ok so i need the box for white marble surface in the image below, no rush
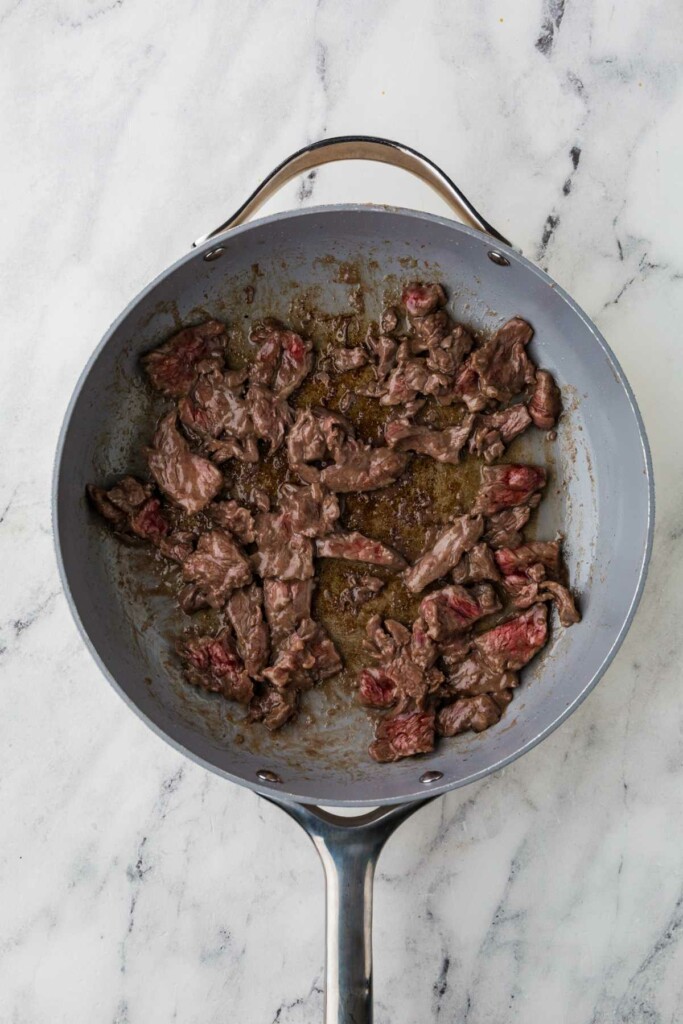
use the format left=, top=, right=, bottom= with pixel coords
left=1, top=1, right=682, bottom=1021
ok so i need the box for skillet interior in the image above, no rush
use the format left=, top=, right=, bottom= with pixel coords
left=54, top=206, right=653, bottom=805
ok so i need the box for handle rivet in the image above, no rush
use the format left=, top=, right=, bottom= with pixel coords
left=419, top=770, right=443, bottom=785
left=256, top=769, right=283, bottom=784
left=204, top=247, right=226, bottom=262
left=488, top=250, right=510, bottom=267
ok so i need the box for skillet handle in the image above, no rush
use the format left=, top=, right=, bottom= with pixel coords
left=193, top=135, right=511, bottom=248
left=266, top=797, right=435, bottom=1024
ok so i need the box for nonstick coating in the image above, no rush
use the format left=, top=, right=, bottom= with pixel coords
left=53, top=206, right=654, bottom=806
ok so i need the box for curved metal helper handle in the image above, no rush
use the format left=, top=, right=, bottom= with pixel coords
left=193, top=135, right=511, bottom=248
left=264, top=796, right=436, bottom=1024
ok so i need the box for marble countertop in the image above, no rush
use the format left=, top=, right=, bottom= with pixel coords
left=2, top=1, right=682, bottom=1021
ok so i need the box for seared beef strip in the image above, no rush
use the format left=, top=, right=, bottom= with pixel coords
left=378, top=359, right=451, bottom=408
left=404, top=515, right=484, bottom=593
left=494, top=540, right=562, bottom=578
left=472, top=464, right=546, bottom=515
left=437, top=695, right=503, bottom=737
left=249, top=320, right=283, bottom=386
left=469, top=317, right=536, bottom=402
left=262, top=618, right=341, bottom=689
left=366, top=331, right=398, bottom=380
left=315, top=531, right=406, bottom=569
left=246, top=384, right=292, bottom=453
left=484, top=506, right=533, bottom=549
left=179, top=366, right=253, bottom=441
left=420, top=582, right=501, bottom=641
left=332, top=346, right=368, bottom=372
left=147, top=413, right=223, bottom=514
left=142, top=320, right=226, bottom=397
left=469, top=404, right=533, bottom=463
left=424, top=325, right=474, bottom=375
left=451, top=542, right=501, bottom=584
left=226, top=583, right=270, bottom=677
left=358, top=667, right=398, bottom=708
left=401, top=282, right=447, bottom=318
left=320, top=446, right=408, bottom=493
left=209, top=500, right=256, bottom=545
left=287, top=406, right=353, bottom=482
left=369, top=710, right=436, bottom=763
left=252, top=511, right=314, bottom=580
left=279, top=483, right=340, bottom=537
left=181, top=530, right=252, bottom=608
left=178, top=583, right=211, bottom=615
left=453, top=359, right=490, bottom=412
left=474, top=603, right=548, bottom=672
left=263, top=579, right=313, bottom=649
left=529, top=370, right=561, bottom=430
left=340, top=574, right=385, bottom=611
left=385, top=415, right=474, bottom=464
left=274, top=327, right=314, bottom=397
left=445, top=653, right=519, bottom=697
left=248, top=685, right=299, bottom=730
left=177, top=629, right=253, bottom=704
left=362, top=615, right=442, bottom=710
left=540, top=581, right=581, bottom=626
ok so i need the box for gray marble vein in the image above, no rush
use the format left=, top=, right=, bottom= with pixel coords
left=1, top=0, right=682, bottom=1020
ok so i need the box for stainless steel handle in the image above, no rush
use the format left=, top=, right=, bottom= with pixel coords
left=268, top=798, right=434, bottom=1024
left=193, top=135, right=511, bottom=248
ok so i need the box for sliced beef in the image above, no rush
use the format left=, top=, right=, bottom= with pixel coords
left=178, top=583, right=210, bottom=615
left=380, top=307, right=400, bottom=334
left=451, top=542, right=501, bottom=584
left=279, top=483, right=340, bottom=537
left=88, top=477, right=158, bottom=536
left=209, top=500, right=255, bottom=545
left=358, top=667, right=398, bottom=708
left=404, top=515, right=484, bottom=593
left=226, top=583, right=270, bottom=677
left=274, top=328, right=314, bottom=397
left=262, top=618, right=341, bottom=689
left=340, top=575, right=385, bottom=611
left=453, top=359, right=489, bottom=413
left=252, top=511, right=314, bottom=580
left=472, top=464, right=546, bottom=516
left=263, top=579, right=313, bottom=649
left=287, top=406, right=353, bottom=482
left=385, top=415, right=474, bottom=464
left=445, top=653, right=519, bottom=697
left=420, top=583, right=501, bottom=641
left=249, top=320, right=283, bottom=387
left=320, top=446, right=408, bottom=493
left=437, top=695, right=503, bottom=737
left=379, top=359, right=450, bottom=408
left=177, top=629, right=253, bottom=703
left=369, top=710, right=436, bottom=763
left=181, top=530, right=252, bottom=608
left=410, top=309, right=451, bottom=351
left=246, top=384, right=292, bottom=453
left=425, top=325, right=474, bottom=376
left=315, top=531, right=407, bottom=570
left=332, top=346, right=368, bottom=372
left=179, top=367, right=253, bottom=441
left=469, top=317, right=536, bottom=402
left=529, top=370, right=561, bottom=430
left=494, top=541, right=562, bottom=579
left=157, top=529, right=195, bottom=564
left=484, top=506, right=533, bottom=549
left=147, top=413, right=223, bottom=514
left=366, top=332, right=398, bottom=380
left=248, top=685, right=299, bottom=730
left=469, top=404, right=533, bottom=463
left=539, top=580, right=581, bottom=626
left=142, top=320, right=226, bottom=397
left=474, top=603, right=548, bottom=672
left=439, top=636, right=473, bottom=675
left=401, top=282, right=447, bottom=317
left=362, top=615, right=442, bottom=709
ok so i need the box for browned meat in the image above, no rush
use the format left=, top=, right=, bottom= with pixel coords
left=367, top=332, right=398, bottom=380
left=276, top=329, right=314, bottom=397
left=475, top=604, right=548, bottom=672
left=357, top=667, right=397, bottom=708
left=446, top=653, right=518, bottom=697
left=179, top=367, right=253, bottom=442
left=410, top=309, right=452, bottom=351
left=362, top=615, right=442, bottom=709
left=401, top=282, right=447, bottom=317
left=470, top=317, right=536, bottom=402
left=380, top=307, right=400, bottom=334
left=209, top=500, right=255, bottom=545
left=425, top=325, right=474, bottom=375
left=320, top=446, right=408, bottom=493
left=451, top=542, right=501, bottom=584
left=262, top=618, right=341, bottom=689
left=142, top=320, right=226, bottom=397
left=437, top=695, right=503, bottom=737
left=332, top=346, right=368, bottom=372
left=494, top=541, right=562, bottom=578
left=88, top=477, right=159, bottom=536
left=287, top=406, right=353, bottom=482
left=369, top=710, right=436, bottom=762
left=246, top=384, right=292, bottom=453
left=420, top=582, right=501, bottom=641
left=147, top=413, right=223, bottom=514
left=181, top=530, right=252, bottom=608
left=472, top=464, right=546, bottom=515
left=279, top=483, right=340, bottom=537
left=379, top=359, right=450, bottom=408
left=157, top=529, right=195, bottom=563
left=252, top=512, right=314, bottom=580
left=315, top=531, right=407, bottom=569
left=248, top=685, right=299, bottom=730
left=226, top=584, right=270, bottom=677
left=404, top=515, right=484, bottom=593
left=484, top=506, right=533, bottom=549
left=177, top=629, right=253, bottom=703
left=340, top=574, right=385, bottom=611
left=178, top=583, right=210, bottom=614
left=469, top=404, right=533, bottom=463
left=452, top=359, right=489, bottom=413
left=529, top=370, right=561, bottom=430
left=249, top=320, right=283, bottom=387
left=385, top=415, right=474, bottom=464
left=439, top=636, right=473, bottom=675
left=540, top=580, right=581, bottom=626
left=263, top=579, right=313, bottom=649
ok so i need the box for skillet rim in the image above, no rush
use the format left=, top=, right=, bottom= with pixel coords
left=52, top=204, right=656, bottom=807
